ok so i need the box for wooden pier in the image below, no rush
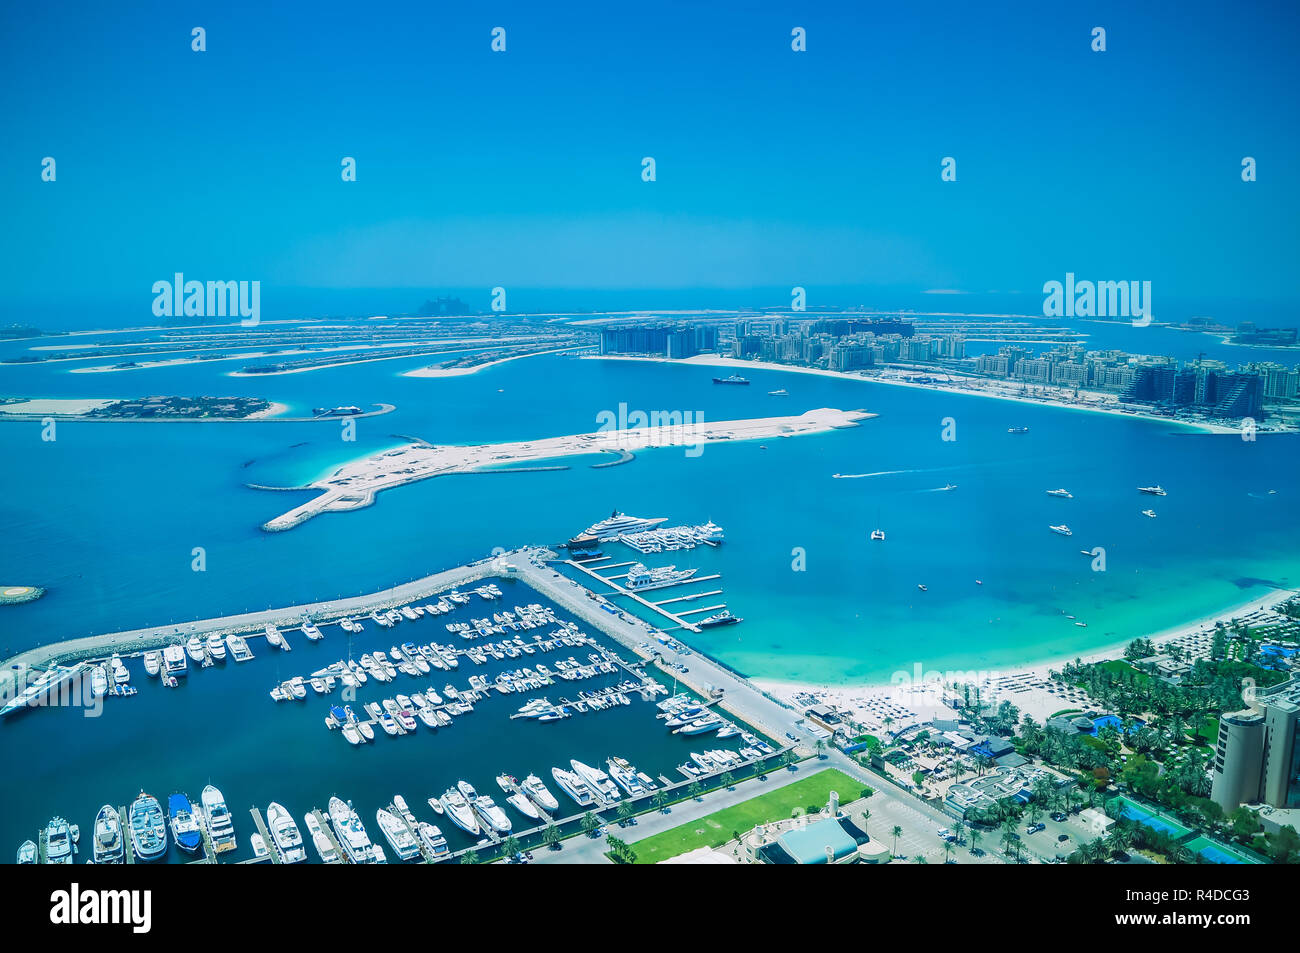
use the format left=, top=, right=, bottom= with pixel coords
left=249, top=807, right=281, bottom=864
left=121, top=805, right=133, bottom=864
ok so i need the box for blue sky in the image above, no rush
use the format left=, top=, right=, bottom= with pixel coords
left=1, top=0, right=1298, bottom=324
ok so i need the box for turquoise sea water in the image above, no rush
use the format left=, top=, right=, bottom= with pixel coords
left=0, top=319, right=1297, bottom=858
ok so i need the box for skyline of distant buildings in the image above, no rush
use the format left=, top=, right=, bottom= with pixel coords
left=598, top=317, right=1300, bottom=422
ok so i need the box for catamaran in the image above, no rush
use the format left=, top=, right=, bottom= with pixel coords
left=267, top=802, right=306, bottom=863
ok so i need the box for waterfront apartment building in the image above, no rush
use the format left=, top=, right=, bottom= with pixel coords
left=1210, top=676, right=1300, bottom=811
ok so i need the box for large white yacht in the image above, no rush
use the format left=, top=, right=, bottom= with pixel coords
left=440, top=786, right=481, bottom=836
left=328, top=797, right=375, bottom=864
left=625, top=562, right=699, bottom=591
left=267, top=802, right=306, bottom=863
left=579, top=511, right=668, bottom=542
left=201, top=785, right=237, bottom=852
left=570, top=760, right=621, bottom=802
left=521, top=773, right=560, bottom=812
left=375, top=808, right=421, bottom=861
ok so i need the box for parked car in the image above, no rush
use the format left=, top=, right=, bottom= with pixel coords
left=1025, top=822, right=1046, bottom=834
left=1050, top=811, right=1067, bottom=822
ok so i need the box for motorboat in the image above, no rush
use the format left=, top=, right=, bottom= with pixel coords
left=92, top=805, right=125, bottom=863
left=201, top=785, right=237, bottom=852
left=440, top=786, right=481, bottom=836
left=169, top=793, right=202, bottom=853
left=129, top=792, right=167, bottom=862
left=45, top=816, right=75, bottom=864
left=267, top=802, right=306, bottom=863
left=376, top=808, right=421, bottom=861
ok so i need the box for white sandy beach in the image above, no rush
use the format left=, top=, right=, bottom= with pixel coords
left=752, top=588, right=1293, bottom=731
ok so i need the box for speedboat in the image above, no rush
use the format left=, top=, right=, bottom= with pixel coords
left=440, top=786, right=481, bottom=836
left=551, top=766, right=595, bottom=806
left=16, top=840, right=36, bottom=864
left=376, top=809, right=421, bottom=861
left=698, top=609, right=742, bottom=628
left=92, top=805, right=125, bottom=863
left=301, top=619, right=324, bottom=641
left=940, top=483, right=957, bottom=491
left=201, top=785, right=237, bottom=852
left=129, top=792, right=167, bottom=862
left=169, top=793, right=202, bottom=853
left=870, top=529, right=885, bottom=541
left=1142, top=509, right=1157, bottom=518
left=45, top=816, right=75, bottom=863
left=328, top=796, right=375, bottom=864
left=250, top=833, right=270, bottom=862
left=267, top=802, right=306, bottom=863
left=110, top=654, right=130, bottom=684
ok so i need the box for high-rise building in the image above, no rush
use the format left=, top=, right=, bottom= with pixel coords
left=1210, top=677, right=1300, bottom=810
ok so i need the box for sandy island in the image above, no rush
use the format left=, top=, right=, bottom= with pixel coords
left=259, top=406, right=873, bottom=531
left=401, top=344, right=584, bottom=378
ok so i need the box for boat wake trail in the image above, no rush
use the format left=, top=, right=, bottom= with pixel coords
left=832, top=466, right=959, bottom=480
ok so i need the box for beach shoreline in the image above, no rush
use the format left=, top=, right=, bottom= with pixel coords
left=584, top=354, right=1250, bottom=435
left=750, top=588, right=1293, bottom=724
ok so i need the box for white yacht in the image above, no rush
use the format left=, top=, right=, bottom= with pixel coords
left=201, top=785, right=237, bottom=852
left=1138, top=485, right=1167, bottom=496
left=571, top=760, right=622, bottom=801
left=328, top=797, right=375, bottom=864
left=90, top=665, right=108, bottom=697
left=624, top=562, right=700, bottom=591
left=185, top=636, right=205, bottom=662
left=870, top=528, right=885, bottom=541
left=694, top=520, right=725, bottom=542
left=205, top=633, right=226, bottom=661
left=1049, top=524, right=1073, bottom=536
left=304, top=812, right=339, bottom=864
left=110, top=654, right=130, bottom=685
left=580, top=511, right=668, bottom=541
left=551, top=766, right=595, bottom=806
left=507, top=792, right=542, bottom=820
left=267, top=802, right=306, bottom=863
left=162, top=645, right=187, bottom=677
left=265, top=623, right=284, bottom=648
left=606, top=756, right=648, bottom=797
left=1142, top=509, right=1157, bottom=518
left=1046, top=488, right=1073, bottom=498
left=416, top=822, right=449, bottom=858
left=92, top=805, right=124, bottom=864
left=522, top=773, right=560, bottom=812
left=441, top=785, right=481, bottom=836
left=472, top=792, right=512, bottom=834
left=375, top=809, right=421, bottom=861
left=142, top=651, right=161, bottom=677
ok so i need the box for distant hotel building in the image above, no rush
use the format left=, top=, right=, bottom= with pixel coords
left=1210, top=676, right=1300, bottom=810
left=599, top=324, right=718, bottom=358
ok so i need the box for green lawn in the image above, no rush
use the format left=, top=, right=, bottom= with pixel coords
left=630, top=767, right=861, bottom=864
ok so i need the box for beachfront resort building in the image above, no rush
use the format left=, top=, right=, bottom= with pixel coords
left=1210, top=676, right=1300, bottom=811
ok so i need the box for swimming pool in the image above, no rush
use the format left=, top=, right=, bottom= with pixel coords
left=1088, top=715, right=1146, bottom=737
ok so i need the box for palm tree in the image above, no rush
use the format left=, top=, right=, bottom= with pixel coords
left=953, top=821, right=966, bottom=845
left=814, top=739, right=827, bottom=759
left=580, top=811, right=600, bottom=836
left=499, top=835, right=521, bottom=860
left=943, top=839, right=955, bottom=863
left=720, top=771, right=735, bottom=790
left=687, top=781, right=703, bottom=801
left=541, top=823, right=560, bottom=850
left=891, top=825, right=903, bottom=855
left=616, top=801, right=633, bottom=827
left=860, top=807, right=870, bottom=836
left=969, top=828, right=983, bottom=854
left=459, top=848, right=481, bottom=864
left=651, top=790, right=669, bottom=814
